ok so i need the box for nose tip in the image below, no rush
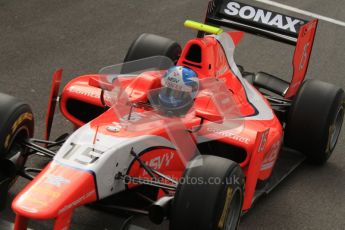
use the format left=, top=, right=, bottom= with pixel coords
left=12, top=162, right=97, bottom=220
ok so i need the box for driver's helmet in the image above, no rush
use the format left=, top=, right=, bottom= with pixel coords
left=158, top=66, right=199, bottom=113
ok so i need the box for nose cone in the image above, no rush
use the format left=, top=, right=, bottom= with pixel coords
left=12, top=162, right=97, bottom=220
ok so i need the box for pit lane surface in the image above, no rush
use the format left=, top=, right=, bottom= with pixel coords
left=0, top=0, right=345, bottom=229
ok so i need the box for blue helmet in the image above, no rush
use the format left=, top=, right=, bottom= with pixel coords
left=158, top=66, right=199, bottom=112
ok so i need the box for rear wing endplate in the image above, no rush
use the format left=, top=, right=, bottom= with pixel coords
left=203, top=0, right=318, bottom=98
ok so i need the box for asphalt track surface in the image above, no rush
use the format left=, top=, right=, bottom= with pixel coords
left=0, top=0, right=345, bottom=229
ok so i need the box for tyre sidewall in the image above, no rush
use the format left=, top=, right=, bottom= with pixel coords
left=170, top=155, right=244, bottom=230
left=0, top=99, right=34, bottom=158
left=285, top=80, right=345, bottom=163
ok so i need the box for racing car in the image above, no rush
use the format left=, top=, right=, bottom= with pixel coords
left=0, top=0, right=344, bottom=229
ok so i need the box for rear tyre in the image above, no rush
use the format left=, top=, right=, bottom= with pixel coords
left=170, top=155, right=244, bottom=230
left=285, top=80, right=344, bottom=164
left=124, top=33, right=182, bottom=63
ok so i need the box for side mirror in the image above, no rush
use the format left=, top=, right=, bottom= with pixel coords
left=195, top=109, right=223, bottom=123
left=194, top=95, right=223, bottom=123
left=89, top=77, right=114, bottom=91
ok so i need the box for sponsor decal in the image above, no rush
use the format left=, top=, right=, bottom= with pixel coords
left=58, top=190, right=95, bottom=214
left=261, top=139, right=281, bottom=171
left=258, top=129, right=269, bottom=153
left=299, top=42, right=310, bottom=71
left=167, top=75, right=180, bottom=83
left=143, top=152, right=174, bottom=175
left=69, top=86, right=99, bottom=99
left=17, top=187, right=61, bottom=210
left=220, top=1, right=305, bottom=34
left=206, top=127, right=250, bottom=144
left=162, top=67, right=195, bottom=92
left=34, top=187, right=61, bottom=199
left=26, top=198, right=47, bottom=207
left=45, top=174, right=71, bottom=187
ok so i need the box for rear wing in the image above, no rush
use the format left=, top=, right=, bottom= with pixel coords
left=203, top=0, right=318, bottom=98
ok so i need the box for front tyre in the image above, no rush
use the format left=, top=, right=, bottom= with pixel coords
left=0, top=93, right=34, bottom=209
left=170, top=155, right=244, bottom=230
left=285, top=80, right=344, bottom=164
left=0, top=93, right=34, bottom=179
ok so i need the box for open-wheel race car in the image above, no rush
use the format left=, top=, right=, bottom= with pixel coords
left=0, top=0, right=344, bottom=229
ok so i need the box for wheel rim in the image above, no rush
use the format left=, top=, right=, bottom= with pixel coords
left=7, top=129, right=28, bottom=166
left=223, top=188, right=242, bottom=230
left=329, top=106, right=344, bottom=151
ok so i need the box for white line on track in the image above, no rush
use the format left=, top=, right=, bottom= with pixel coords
left=253, top=0, right=345, bottom=27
